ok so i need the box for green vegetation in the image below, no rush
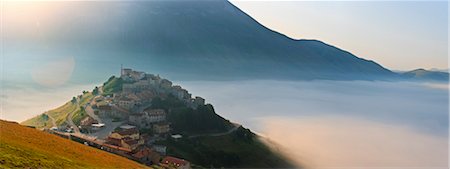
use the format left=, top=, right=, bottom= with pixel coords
left=92, top=86, right=99, bottom=95
left=72, top=107, right=87, bottom=126
left=71, top=92, right=95, bottom=126
left=160, top=127, right=294, bottom=168
left=19, top=114, right=50, bottom=129
left=102, top=76, right=124, bottom=96
left=151, top=95, right=231, bottom=135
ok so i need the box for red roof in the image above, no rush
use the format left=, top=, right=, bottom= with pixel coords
left=116, top=128, right=139, bottom=136
left=132, top=147, right=153, bottom=159
left=102, top=143, right=132, bottom=153
left=124, top=139, right=138, bottom=146
left=162, top=156, right=189, bottom=166
left=106, top=137, right=122, bottom=146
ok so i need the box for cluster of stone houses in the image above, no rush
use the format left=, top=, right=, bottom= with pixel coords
left=120, top=68, right=206, bottom=109
left=129, top=108, right=170, bottom=136
left=103, top=125, right=161, bottom=165
left=89, top=68, right=206, bottom=122
left=63, top=68, right=200, bottom=168
left=100, top=124, right=189, bottom=168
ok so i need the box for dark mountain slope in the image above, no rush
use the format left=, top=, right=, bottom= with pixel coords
left=6, top=0, right=399, bottom=81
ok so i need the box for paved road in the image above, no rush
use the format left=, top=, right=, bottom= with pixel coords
left=85, top=87, right=103, bottom=123
left=67, top=108, right=81, bottom=133
left=66, top=98, right=81, bottom=133
left=188, top=123, right=241, bottom=138
left=87, top=118, right=124, bottom=139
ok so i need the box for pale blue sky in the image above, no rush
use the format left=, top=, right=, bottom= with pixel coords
left=230, top=1, right=448, bottom=70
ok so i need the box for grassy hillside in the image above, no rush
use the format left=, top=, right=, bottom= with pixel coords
left=102, top=76, right=124, bottom=96
left=22, top=92, right=94, bottom=128
left=0, top=120, right=149, bottom=169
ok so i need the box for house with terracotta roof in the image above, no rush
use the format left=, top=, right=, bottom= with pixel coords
left=131, top=146, right=161, bottom=165
left=121, top=137, right=140, bottom=150
left=110, top=128, right=140, bottom=140
left=107, top=127, right=145, bottom=151
left=105, top=137, right=122, bottom=146
left=161, top=156, right=191, bottom=169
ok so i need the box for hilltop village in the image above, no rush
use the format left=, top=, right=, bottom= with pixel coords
left=22, top=67, right=294, bottom=168
left=46, top=68, right=210, bottom=168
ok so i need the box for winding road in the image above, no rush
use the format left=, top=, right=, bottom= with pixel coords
left=188, top=123, right=241, bottom=138
left=66, top=98, right=81, bottom=133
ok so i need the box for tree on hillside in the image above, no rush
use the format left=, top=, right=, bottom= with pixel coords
left=93, top=86, right=99, bottom=95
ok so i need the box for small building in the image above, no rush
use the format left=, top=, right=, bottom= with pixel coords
left=131, top=146, right=161, bottom=165
left=129, top=109, right=166, bottom=129
left=120, top=124, right=136, bottom=130
left=117, top=97, right=135, bottom=110
left=194, top=96, right=205, bottom=106
left=129, top=113, right=151, bottom=129
left=106, top=137, right=122, bottom=146
left=80, top=116, right=98, bottom=127
left=97, top=104, right=125, bottom=119
left=171, top=85, right=190, bottom=101
left=161, top=156, right=191, bottom=169
left=160, top=79, right=173, bottom=90
left=153, top=122, right=170, bottom=134
left=121, top=68, right=145, bottom=82
left=146, top=109, right=166, bottom=123
left=171, top=134, right=183, bottom=140
left=110, top=128, right=140, bottom=140
left=91, top=123, right=105, bottom=128
left=121, top=137, right=139, bottom=150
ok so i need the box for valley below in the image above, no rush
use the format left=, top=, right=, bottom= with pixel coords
left=179, top=80, right=449, bottom=168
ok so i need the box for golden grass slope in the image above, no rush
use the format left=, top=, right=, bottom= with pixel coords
left=0, top=120, right=149, bottom=169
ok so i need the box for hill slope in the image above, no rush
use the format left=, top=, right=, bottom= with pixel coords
left=402, top=69, right=449, bottom=81
left=0, top=120, right=148, bottom=169
left=6, top=0, right=400, bottom=81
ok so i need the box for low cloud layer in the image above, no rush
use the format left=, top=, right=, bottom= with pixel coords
left=260, top=116, right=447, bottom=169
left=179, top=80, right=448, bottom=168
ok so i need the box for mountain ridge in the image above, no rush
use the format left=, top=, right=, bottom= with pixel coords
left=7, top=0, right=437, bottom=82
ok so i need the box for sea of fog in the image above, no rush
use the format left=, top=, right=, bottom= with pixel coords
left=177, top=80, right=449, bottom=169
left=1, top=80, right=448, bottom=168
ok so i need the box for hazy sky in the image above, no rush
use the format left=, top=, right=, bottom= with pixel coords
left=230, top=1, right=448, bottom=70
